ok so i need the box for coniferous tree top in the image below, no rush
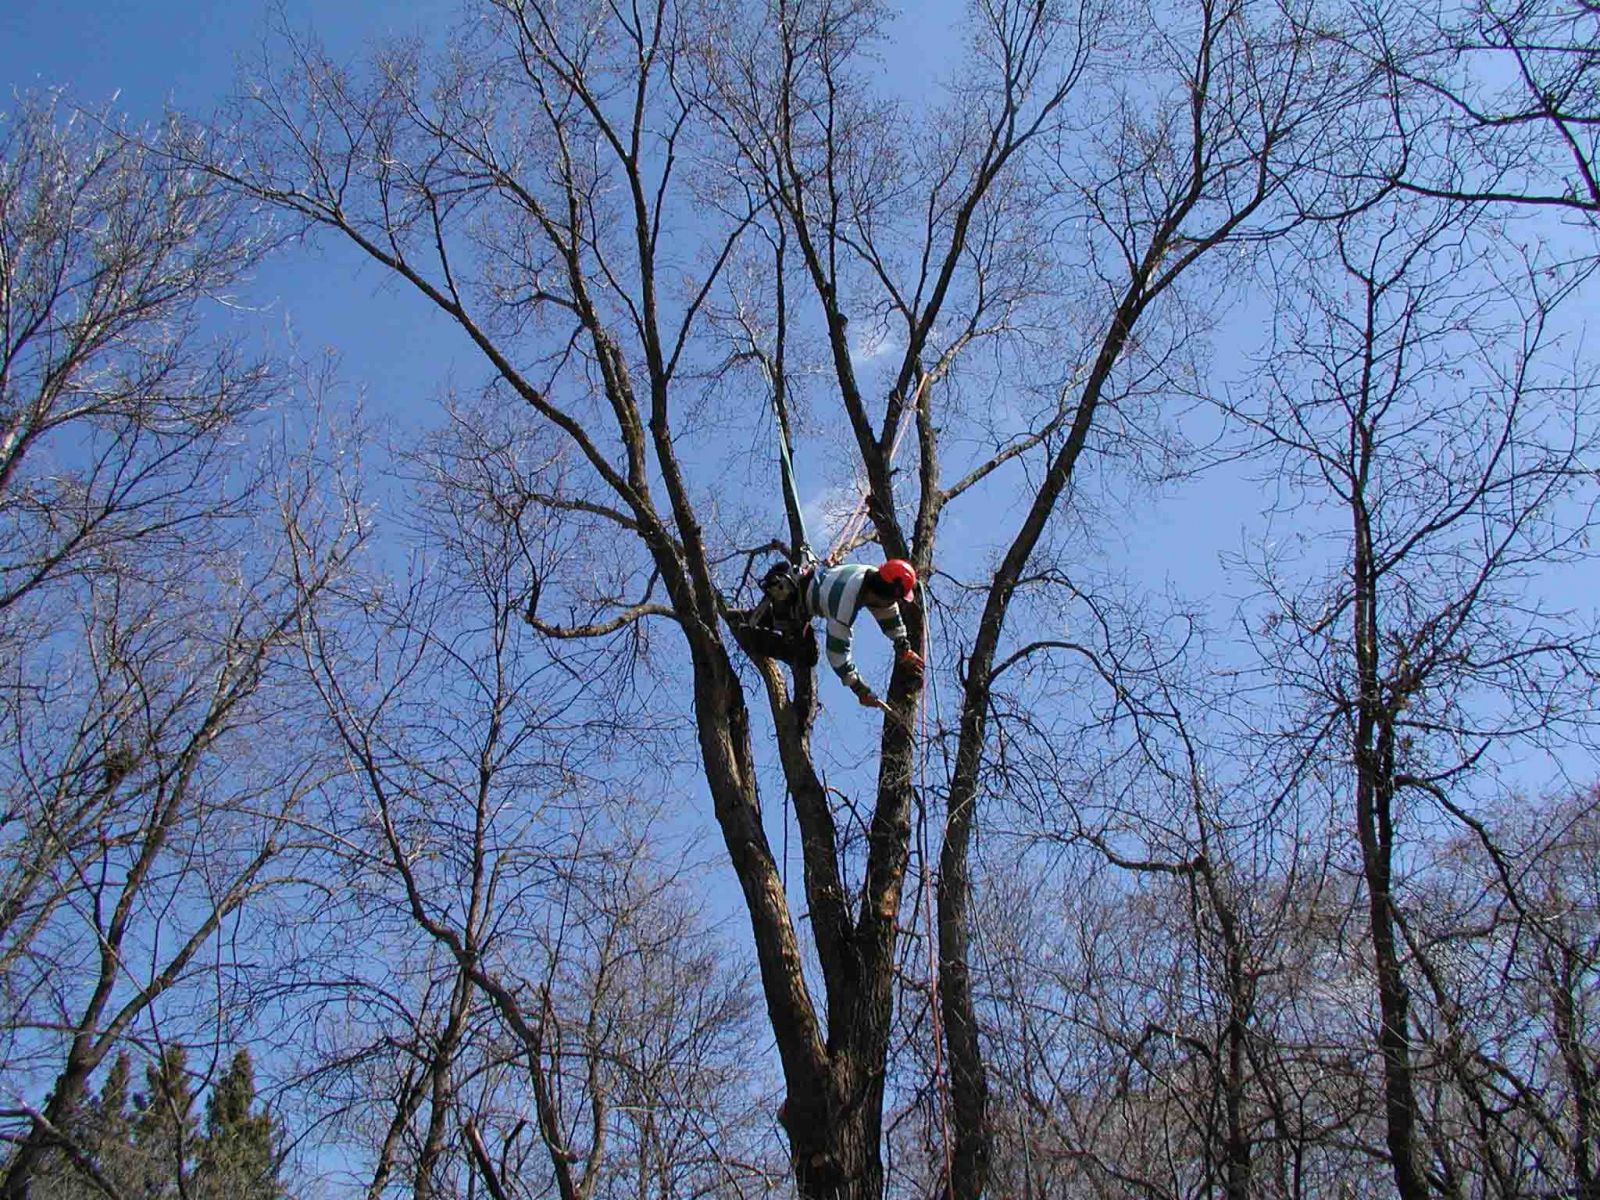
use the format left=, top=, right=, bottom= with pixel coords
left=196, top=1049, right=281, bottom=1200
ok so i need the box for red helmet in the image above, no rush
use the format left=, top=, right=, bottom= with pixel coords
left=878, top=559, right=917, bottom=600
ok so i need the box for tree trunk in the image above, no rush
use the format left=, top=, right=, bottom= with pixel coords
left=1355, top=779, right=1429, bottom=1200
left=1352, top=493, right=1429, bottom=1200
left=2, top=1039, right=100, bottom=1200
left=1219, top=902, right=1253, bottom=1200
left=938, top=716, right=990, bottom=1200
left=783, top=1074, right=886, bottom=1200
left=1552, top=946, right=1600, bottom=1200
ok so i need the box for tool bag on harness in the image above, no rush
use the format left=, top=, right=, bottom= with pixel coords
left=736, top=560, right=818, bottom=667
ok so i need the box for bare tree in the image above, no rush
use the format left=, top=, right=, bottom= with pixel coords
left=0, top=90, right=274, bottom=991
left=1479, top=789, right=1600, bottom=1200
left=1356, top=0, right=1598, bottom=224
left=0, top=94, right=271, bottom=618
left=38, top=7, right=1600, bottom=1196
left=275, top=403, right=779, bottom=1200
left=943, top=574, right=1382, bottom=1200
left=0, top=439, right=361, bottom=1199
left=174, top=0, right=1390, bottom=1193
left=0, top=94, right=365, bottom=1200
left=1233, top=190, right=1600, bottom=1197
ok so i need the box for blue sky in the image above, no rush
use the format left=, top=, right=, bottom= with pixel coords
left=1, top=0, right=455, bottom=113
left=2, top=0, right=1192, bottom=604
left=1, top=1, right=479, bottom=443
left=7, top=0, right=1594, bottom=798
left=0, top=0, right=993, bottom=554
left=0, top=0, right=982, bottom=903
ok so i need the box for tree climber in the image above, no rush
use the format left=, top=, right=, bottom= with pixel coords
left=737, top=385, right=924, bottom=709
left=747, top=558, right=925, bottom=708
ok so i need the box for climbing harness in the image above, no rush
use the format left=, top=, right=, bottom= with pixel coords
left=739, top=559, right=815, bottom=667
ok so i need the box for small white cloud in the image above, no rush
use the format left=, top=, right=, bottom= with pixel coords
left=801, top=482, right=867, bottom=553
left=848, top=328, right=900, bottom=368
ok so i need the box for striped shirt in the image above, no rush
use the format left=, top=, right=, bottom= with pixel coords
left=803, top=563, right=909, bottom=688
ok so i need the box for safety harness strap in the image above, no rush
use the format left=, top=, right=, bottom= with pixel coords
left=769, top=389, right=816, bottom=566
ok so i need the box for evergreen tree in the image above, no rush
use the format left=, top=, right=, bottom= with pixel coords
left=96, top=1055, right=130, bottom=1126
left=91, top=1054, right=140, bottom=1197
left=195, top=1050, right=281, bottom=1200
left=133, top=1046, right=196, bottom=1198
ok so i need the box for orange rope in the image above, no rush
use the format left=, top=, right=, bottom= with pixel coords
left=819, top=364, right=954, bottom=1178
left=915, top=590, right=955, bottom=1189
left=825, top=376, right=930, bottom=566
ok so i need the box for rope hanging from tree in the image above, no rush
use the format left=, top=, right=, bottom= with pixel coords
left=824, top=371, right=933, bottom=566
